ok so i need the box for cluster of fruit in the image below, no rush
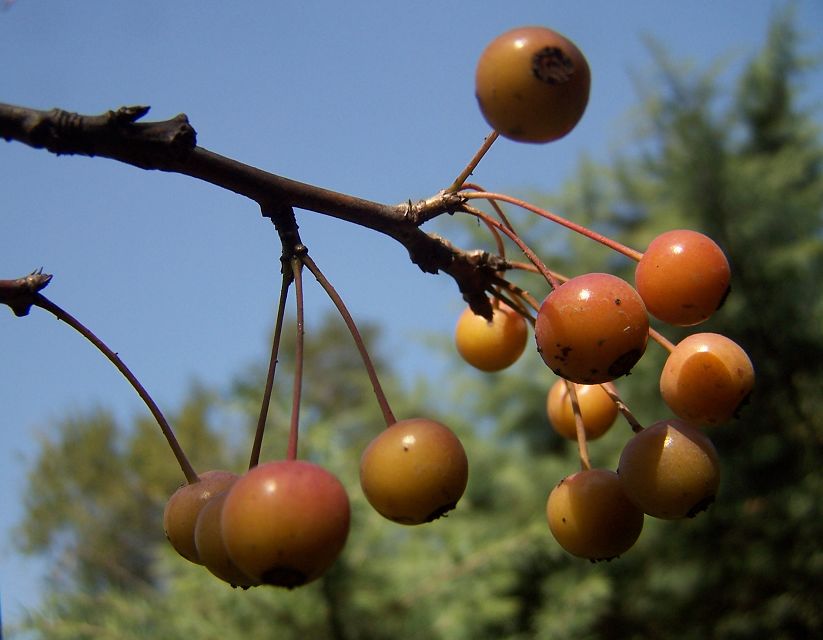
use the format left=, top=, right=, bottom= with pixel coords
left=455, top=27, right=755, bottom=561
left=159, top=25, right=754, bottom=587
left=162, top=417, right=469, bottom=588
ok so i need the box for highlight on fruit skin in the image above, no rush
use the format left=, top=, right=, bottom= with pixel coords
left=220, top=460, right=350, bottom=589
left=163, top=469, right=239, bottom=564
left=659, top=332, right=755, bottom=425
left=617, top=418, right=721, bottom=519
left=454, top=302, right=528, bottom=372
left=546, top=468, right=644, bottom=561
left=635, top=229, right=731, bottom=326
left=534, top=273, right=649, bottom=384
left=360, top=418, right=469, bottom=525
left=475, top=25, right=591, bottom=143
left=546, top=379, right=618, bottom=441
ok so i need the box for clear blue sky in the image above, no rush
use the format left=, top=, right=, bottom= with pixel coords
left=2, top=0, right=821, bottom=628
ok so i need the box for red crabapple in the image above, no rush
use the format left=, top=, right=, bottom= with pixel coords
left=221, top=460, right=350, bottom=588
left=360, top=418, right=469, bottom=525
left=163, top=469, right=238, bottom=564
left=535, top=273, right=649, bottom=384
left=635, top=229, right=731, bottom=326
left=618, top=419, right=721, bottom=519
left=660, top=332, right=755, bottom=425
left=475, top=26, right=591, bottom=143
left=546, top=379, right=618, bottom=441
left=454, top=303, right=528, bottom=372
left=546, top=468, right=644, bottom=561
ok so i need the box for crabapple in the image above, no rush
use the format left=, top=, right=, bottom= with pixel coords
left=618, top=419, right=721, bottom=519
left=475, top=26, right=590, bottom=143
left=454, top=302, right=528, bottom=372
left=360, top=418, right=468, bottom=525
left=660, top=332, right=755, bottom=425
left=546, top=379, right=618, bottom=441
left=635, top=229, right=731, bottom=326
left=163, top=469, right=238, bottom=564
left=221, top=460, right=350, bottom=588
left=194, top=489, right=259, bottom=588
left=535, top=273, right=649, bottom=384
left=546, top=468, right=644, bottom=561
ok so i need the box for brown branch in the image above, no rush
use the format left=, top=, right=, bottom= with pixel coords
left=0, top=269, right=53, bottom=316
left=1, top=101, right=505, bottom=316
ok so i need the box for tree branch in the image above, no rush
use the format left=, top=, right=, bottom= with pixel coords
left=1, top=102, right=507, bottom=316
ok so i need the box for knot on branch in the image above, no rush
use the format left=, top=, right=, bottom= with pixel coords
left=1, top=103, right=197, bottom=169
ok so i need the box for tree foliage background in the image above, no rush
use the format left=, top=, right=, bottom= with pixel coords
left=10, top=10, right=822, bottom=640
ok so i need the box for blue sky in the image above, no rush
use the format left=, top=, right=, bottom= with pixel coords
left=2, top=0, right=822, bottom=628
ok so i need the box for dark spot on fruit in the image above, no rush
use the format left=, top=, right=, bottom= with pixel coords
left=615, top=298, right=621, bottom=305
left=608, top=349, right=643, bottom=378
left=686, top=494, right=716, bottom=518
left=424, top=500, right=458, bottom=523
left=531, top=46, right=574, bottom=85
left=261, top=566, right=307, bottom=589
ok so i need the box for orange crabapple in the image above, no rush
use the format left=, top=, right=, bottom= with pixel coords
left=454, top=302, right=528, bottom=372
left=546, top=468, right=644, bottom=561
left=546, top=379, right=619, bottom=441
left=618, top=418, right=721, bottom=519
left=635, top=229, right=731, bottom=326
left=359, top=418, right=469, bottom=525
left=475, top=26, right=590, bottom=143
left=220, top=460, right=350, bottom=589
left=660, top=332, right=755, bottom=425
left=163, top=469, right=239, bottom=565
left=535, top=273, right=649, bottom=384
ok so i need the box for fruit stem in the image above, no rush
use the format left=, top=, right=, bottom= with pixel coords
left=564, top=379, right=592, bottom=471
left=249, top=266, right=293, bottom=469
left=286, top=256, right=305, bottom=461
left=32, top=294, right=199, bottom=484
left=650, top=328, right=676, bottom=354
left=463, top=191, right=644, bottom=263
left=446, top=131, right=499, bottom=193
left=460, top=203, right=561, bottom=289
left=301, top=253, right=397, bottom=427
left=600, top=382, right=645, bottom=433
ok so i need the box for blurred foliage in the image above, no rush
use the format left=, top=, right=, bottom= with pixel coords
left=12, top=8, right=823, bottom=639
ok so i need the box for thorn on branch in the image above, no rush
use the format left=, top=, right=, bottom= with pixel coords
left=0, top=269, right=53, bottom=316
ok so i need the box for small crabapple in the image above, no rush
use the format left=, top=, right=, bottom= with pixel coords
left=163, top=469, right=238, bottom=564
left=221, top=460, right=350, bottom=588
left=618, top=419, right=721, bottom=519
left=194, top=489, right=259, bottom=589
left=546, top=468, right=644, bottom=561
left=454, top=302, right=528, bottom=372
left=360, top=418, right=469, bottom=525
left=635, top=229, right=731, bottom=326
left=546, top=379, right=618, bottom=441
left=660, top=332, right=755, bottom=425
left=475, top=26, right=590, bottom=143
left=535, top=273, right=649, bottom=384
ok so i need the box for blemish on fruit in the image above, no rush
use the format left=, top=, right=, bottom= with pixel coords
left=261, top=566, right=307, bottom=589
left=531, top=46, right=574, bottom=85
left=607, top=349, right=643, bottom=378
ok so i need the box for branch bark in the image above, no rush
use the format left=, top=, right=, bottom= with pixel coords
left=1, top=102, right=508, bottom=315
